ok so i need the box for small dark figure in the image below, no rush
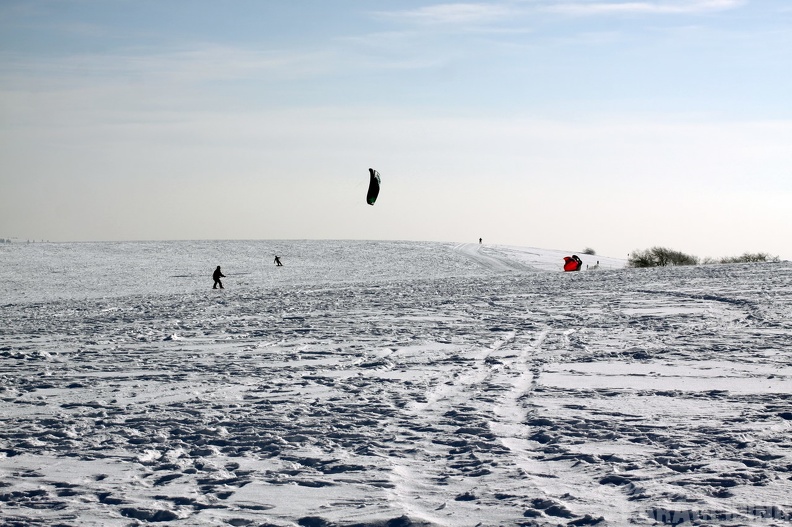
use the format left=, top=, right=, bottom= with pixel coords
left=274, top=255, right=282, bottom=266
left=212, top=266, right=225, bottom=289
left=479, top=238, right=482, bottom=244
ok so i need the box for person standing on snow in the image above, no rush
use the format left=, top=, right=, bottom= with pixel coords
left=274, top=255, right=282, bottom=266
left=212, top=266, right=225, bottom=289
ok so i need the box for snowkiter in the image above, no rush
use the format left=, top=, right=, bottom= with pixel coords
left=213, top=266, right=225, bottom=289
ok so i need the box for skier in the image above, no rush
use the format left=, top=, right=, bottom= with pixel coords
left=212, top=266, right=225, bottom=289
left=274, top=255, right=282, bottom=266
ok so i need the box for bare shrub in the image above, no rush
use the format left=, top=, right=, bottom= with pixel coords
left=709, top=252, right=780, bottom=264
left=628, top=247, right=699, bottom=268
left=582, top=247, right=596, bottom=255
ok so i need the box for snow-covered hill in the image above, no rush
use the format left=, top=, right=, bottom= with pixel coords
left=2, top=240, right=622, bottom=303
left=1, top=241, right=790, bottom=526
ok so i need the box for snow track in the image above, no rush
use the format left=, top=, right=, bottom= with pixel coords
left=453, top=243, right=534, bottom=272
left=1, top=241, right=791, bottom=526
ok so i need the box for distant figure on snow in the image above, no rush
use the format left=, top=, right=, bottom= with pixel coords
left=274, top=255, right=282, bottom=266
left=212, top=266, right=225, bottom=289
left=479, top=238, right=482, bottom=244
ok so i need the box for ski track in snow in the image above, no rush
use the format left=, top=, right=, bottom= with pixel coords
left=1, top=240, right=791, bottom=526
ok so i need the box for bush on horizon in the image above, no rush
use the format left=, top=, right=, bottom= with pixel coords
left=628, top=247, right=699, bottom=268
left=702, top=252, right=780, bottom=264
left=582, top=247, right=596, bottom=255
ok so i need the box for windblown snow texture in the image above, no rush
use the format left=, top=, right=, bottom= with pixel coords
left=1, top=240, right=790, bottom=526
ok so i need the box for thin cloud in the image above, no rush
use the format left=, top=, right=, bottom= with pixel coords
left=0, top=45, right=334, bottom=89
left=375, top=3, right=515, bottom=25
left=545, top=0, right=746, bottom=16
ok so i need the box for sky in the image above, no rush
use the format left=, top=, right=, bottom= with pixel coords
left=1, top=0, right=791, bottom=260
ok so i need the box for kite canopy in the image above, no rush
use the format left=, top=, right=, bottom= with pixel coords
left=563, top=255, right=583, bottom=272
left=366, top=168, right=381, bottom=206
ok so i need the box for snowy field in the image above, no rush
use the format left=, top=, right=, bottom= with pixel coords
left=1, top=240, right=790, bottom=527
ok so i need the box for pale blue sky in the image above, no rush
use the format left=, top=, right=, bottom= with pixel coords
left=1, top=1, right=791, bottom=259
